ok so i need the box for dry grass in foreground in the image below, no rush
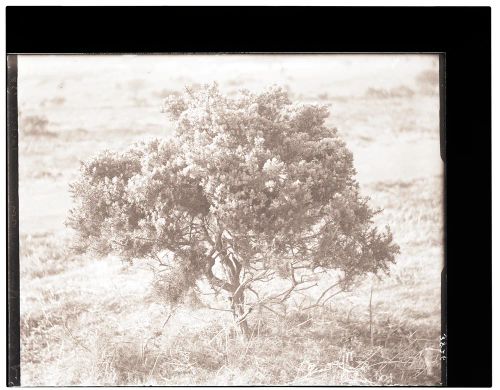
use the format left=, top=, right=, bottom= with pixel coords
left=21, top=290, right=441, bottom=386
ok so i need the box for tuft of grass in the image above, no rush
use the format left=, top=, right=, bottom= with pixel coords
left=364, top=85, right=415, bottom=99
left=20, top=233, right=85, bottom=279
left=19, top=113, right=57, bottom=137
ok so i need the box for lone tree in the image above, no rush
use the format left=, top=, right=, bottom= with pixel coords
left=68, top=84, right=399, bottom=337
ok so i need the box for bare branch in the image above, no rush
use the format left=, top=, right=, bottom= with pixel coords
left=295, top=282, right=318, bottom=292
left=260, top=304, right=286, bottom=318
left=232, top=269, right=267, bottom=300
left=203, top=305, right=233, bottom=313
left=314, top=281, right=341, bottom=306
left=301, top=280, right=349, bottom=310
left=247, top=286, right=260, bottom=299
left=320, top=289, right=345, bottom=306
left=201, top=224, right=215, bottom=247
left=235, top=307, right=253, bottom=324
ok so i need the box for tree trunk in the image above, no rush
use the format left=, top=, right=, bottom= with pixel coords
left=231, top=291, right=250, bottom=339
left=205, top=229, right=251, bottom=339
left=219, top=246, right=250, bottom=339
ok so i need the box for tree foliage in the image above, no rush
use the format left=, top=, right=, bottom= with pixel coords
left=68, top=84, right=399, bottom=334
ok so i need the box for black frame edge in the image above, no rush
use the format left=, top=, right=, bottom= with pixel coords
left=7, top=54, right=20, bottom=387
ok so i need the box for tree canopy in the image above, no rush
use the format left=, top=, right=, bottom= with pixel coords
left=68, top=84, right=399, bottom=333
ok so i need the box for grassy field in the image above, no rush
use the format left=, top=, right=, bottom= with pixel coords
left=18, top=55, right=443, bottom=385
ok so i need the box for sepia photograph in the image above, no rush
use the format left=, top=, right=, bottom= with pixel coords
left=16, top=54, right=443, bottom=386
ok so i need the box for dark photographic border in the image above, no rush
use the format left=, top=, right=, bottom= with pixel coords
left=6, top=6, right=491, bottom=387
